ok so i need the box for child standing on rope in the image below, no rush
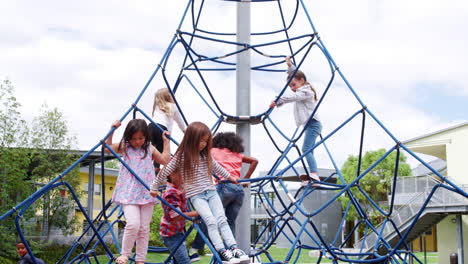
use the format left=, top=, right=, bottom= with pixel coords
left=269, top=56, right=322, bottom=186
left=150, top=122, right=249, bottom=264
left=149, top=88, right=186, bottom=170
left=190, top=132, right=258, bottom=260
left=105, top=119, right=171, bottom=264
left=159, top=170, right=199, bottom=264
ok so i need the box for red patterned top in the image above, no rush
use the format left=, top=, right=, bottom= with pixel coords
left=160, top=183, right=188, bottom=237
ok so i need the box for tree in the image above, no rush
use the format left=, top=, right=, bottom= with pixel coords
left=30, top=104, right=81, bottom=242
left=0, top=79, right=33, bottom=262
left=339, top=148, right=412, bottom=224
left=103, top=159, right=119, bottom=169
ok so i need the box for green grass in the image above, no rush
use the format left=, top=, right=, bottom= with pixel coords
left=91, top=248, right=438, bottom=263
left=90, top=246, right=332, bottom=263
left=413, top=252, right=438, bottom=264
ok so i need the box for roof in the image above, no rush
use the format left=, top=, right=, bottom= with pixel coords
left=74, top=150, right=117, bottom=167
left=259, top=167, right=337, bottom=182
left=411, top=159, right=446, bottom=176
left=79, top=166, right=119, bottom=177
left=403, top=122, right=468, bottom=144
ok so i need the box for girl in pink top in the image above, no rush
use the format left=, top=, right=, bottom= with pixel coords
left=105, top=119, right=171, bottom=264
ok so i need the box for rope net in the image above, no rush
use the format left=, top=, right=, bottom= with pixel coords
left=2, top=1, right=468, bottom=263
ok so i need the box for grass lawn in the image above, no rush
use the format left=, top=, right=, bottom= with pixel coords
left=91, top=246, right=332, bottom=263
left=413, top=252, right=438, bottom=264
left=91, top=248, right=438, bottom=263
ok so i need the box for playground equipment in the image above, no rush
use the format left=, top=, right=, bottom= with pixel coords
left=2, top=1, right=468, bottom=263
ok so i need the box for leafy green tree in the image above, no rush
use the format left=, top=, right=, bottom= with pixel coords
left=339, top=148, right=412, bottom=223
left=104, top=159, right=119, bottom=169
left=0, top=79, right=33, bottom=262
left=30, top=104, right=81, bottom=242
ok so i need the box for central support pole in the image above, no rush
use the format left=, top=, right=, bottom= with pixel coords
left=235, top=0, right=251, bottom=254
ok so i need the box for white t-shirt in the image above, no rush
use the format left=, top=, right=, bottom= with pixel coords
left=152, top=103, right=186, bottom=132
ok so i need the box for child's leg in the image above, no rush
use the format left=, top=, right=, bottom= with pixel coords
left=302, top=119, right=322, bottom=180
left=135, top=204, right=155, bottom=262
left=162, top=233, right=191, bottom=264
left=218, top=183, right=244, bottom=235
left=121, top=205, right=141, bottom=257
left=205, top=190, right=237, bottom=249
left=190, top=192, right=225, bottom=251
left=148, top=123, right=167, bottom=168
left=191, top=221, right=208, bottom=252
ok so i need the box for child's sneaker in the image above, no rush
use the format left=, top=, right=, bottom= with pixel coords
left=189, top=252, right=200, bottom=262
left=300, top=174, right=321, bottom=188
left=218, top=249, right=240, bottom=264
left=299, top=174, right=311, bottom=187
left=231, top=247, right=249, bottom=262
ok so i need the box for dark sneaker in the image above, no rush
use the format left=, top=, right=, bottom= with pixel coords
left=189, top=253, right=200, bottom=262
left=299, top=174, right=311, bottom=187
left=300, top=174, right=321, bottom=188
left=231, top=248, right=249, bottom=262
left=218, top=249, right=240, bottom=264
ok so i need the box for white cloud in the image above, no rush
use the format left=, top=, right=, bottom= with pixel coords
left=0, top=0, right=466, bottom=176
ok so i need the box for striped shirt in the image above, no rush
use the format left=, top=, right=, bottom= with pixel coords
left=151, top=153, right=231, bottom=198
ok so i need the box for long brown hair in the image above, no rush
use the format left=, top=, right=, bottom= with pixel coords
left=288, top=70, right=318, bottom=101
left=175, top=121, right=213, bottom=179
left=118, top=119, right=150, bottom=158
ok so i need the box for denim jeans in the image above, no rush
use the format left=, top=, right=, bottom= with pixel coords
left=191, top=183, right=244, bottom=250
left=302, top=119, right=322, bottom=173
left=217, top=183, right=244, bottom=234
left=190, top=190, right=237, bottom=251
left=162, top=232, right=191, bottom=264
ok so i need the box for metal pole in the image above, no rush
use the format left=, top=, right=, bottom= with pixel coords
left=236, top=0, right=251, bottom=254
left=87, top=160, right=95, bottom=223
left=409, top=243, right=414, bottom=264
left=423, top=233, right=427, bottom=264
left=457, top=214, right=465, bottom=264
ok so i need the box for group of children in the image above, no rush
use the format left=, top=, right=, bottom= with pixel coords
left=105, top=87, right=259, bottom=264
left=15, top=55, right=322, bottom=264
left=106, top=55, right=321, bottom=264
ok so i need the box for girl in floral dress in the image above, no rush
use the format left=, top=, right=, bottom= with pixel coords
left=105, top=119, right=171, bottom=264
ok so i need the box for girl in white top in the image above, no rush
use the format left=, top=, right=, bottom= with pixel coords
left=270, top=56, right=323, bottom=186
left=149, top=88, right=186, bottom=169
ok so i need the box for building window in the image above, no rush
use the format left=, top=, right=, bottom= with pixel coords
left=84, top=183, right=101, bottom=195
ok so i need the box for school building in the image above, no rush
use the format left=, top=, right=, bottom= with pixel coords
left=403, top=122, right=468, bottom=263
left=252, top=122, right=468, bottom=264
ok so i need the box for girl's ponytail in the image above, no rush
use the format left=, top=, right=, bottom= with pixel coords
left=289, top=70, right=318, bottom=101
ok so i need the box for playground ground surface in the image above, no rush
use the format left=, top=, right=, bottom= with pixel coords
left=91, top=247, right=438, bottom=263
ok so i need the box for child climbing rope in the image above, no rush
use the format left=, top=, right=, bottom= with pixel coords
left=270, top=56, right=322, bottom=187
left=148, top=88, right=186, bottom=170
left=190, top=132, right=258, bottom=260
left=105, top=119, right=171, bottom=264
left=157, top=170, right=199, bottom=264
left=150, top=122, right=249, bottom=264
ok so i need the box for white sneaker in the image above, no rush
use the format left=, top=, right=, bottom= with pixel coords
left=219, top=249, right=240, bottom=264
left=231, top=247, right=249, bottom=262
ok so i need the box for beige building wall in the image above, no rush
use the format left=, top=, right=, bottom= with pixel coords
left=405, top=123, right=468, bottom=264
left=446, top=126, right=468, bottom=183
left=437, top=216, right=468, bottom=264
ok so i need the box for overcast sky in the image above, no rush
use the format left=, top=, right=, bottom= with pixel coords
left=1, top=0, right=467, bottom=176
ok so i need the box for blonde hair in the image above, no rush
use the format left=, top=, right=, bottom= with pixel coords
left=152, top=88, right=175, bottom=117
left=288, top=70, right=318, bottom=101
